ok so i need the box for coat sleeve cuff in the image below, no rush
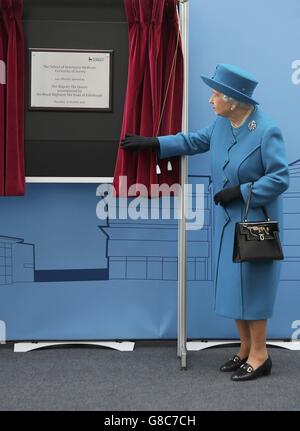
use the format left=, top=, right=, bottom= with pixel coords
left=157, top=136, right=175, bottom=159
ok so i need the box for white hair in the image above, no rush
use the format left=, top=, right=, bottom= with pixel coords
left=222, top=94, right=253, bottom=109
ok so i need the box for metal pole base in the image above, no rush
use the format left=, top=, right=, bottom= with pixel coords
left=179, top=350, right=187, bottom=370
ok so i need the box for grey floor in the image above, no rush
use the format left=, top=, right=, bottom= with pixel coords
left=0, top=341, right=299, bottom=411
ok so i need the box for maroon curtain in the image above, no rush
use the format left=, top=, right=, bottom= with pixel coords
left=113, top=0, right=184, bottom=197
left=0, top=0, right=25, bottom=196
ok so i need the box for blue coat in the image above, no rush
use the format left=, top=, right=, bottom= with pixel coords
left=158, top=107, right=289, bottom=320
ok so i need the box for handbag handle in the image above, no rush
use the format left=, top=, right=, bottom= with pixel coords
left=244, top=183, right=270, bottom=222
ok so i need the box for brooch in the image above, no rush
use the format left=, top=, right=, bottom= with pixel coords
left=248, top=120, right=257, bottom=131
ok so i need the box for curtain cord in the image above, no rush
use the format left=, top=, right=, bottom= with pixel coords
left=155, top=2, right=181, bottom=174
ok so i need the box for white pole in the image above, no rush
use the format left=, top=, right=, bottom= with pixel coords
left=178, top=0, right=189, bottom=370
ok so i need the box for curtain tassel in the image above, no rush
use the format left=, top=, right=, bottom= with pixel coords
left=156, top=161, right=173, bottom=175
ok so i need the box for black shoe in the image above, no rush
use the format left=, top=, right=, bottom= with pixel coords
left=220, top=355, right=248, bottom=372
left=231, top=356, right=272, bottom=381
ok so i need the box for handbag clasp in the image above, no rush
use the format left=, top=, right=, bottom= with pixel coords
left=248, top=225, right=269, bottom=239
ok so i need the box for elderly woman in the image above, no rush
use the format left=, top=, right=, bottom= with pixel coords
left=121, top=64, right=289, bottom=381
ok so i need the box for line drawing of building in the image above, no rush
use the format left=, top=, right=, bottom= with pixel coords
left=0, top=235, right=109, bottom=284
left=280, top=159, right=300, bottom=281
left=100, top=175, right=213, bottom=281
left=1, top=161, right=298, bottom=286
left=0, top=236, right=35, bottom=285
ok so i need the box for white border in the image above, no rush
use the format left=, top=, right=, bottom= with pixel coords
left=25, top=177, right=114, bottom=184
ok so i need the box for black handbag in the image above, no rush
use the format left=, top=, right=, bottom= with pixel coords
left=233, top=184, right=284, bottom=262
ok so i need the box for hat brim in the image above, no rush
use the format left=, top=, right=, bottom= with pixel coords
left=200, top=75, right=259, bottom=105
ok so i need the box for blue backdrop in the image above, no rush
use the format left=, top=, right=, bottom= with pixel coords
left=0, top=0, right=299, bottom=340
left=188, top=0, right=300, bottom=339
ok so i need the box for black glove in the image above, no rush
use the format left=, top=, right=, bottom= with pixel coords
left=214, top=185, right=242, bottom=206
left=120, top=134, right=159, bottom=151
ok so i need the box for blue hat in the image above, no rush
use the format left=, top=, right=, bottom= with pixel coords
left=201, top=63, right=259, bottom=105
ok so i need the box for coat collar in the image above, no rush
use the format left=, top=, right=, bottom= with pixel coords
left=229, top=105, right=258, bottom=136
left=225, top=107, right=261, bottom=164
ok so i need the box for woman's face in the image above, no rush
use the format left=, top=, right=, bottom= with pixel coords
left=209, top=90, right=232, bottom=117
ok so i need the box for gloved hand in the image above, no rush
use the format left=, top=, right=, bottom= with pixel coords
left=214, top=185, right=242, bottom=206
left=120, top=134, right=159, bottom=151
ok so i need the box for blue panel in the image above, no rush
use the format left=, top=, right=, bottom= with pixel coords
left=0, top=0, right=299, bottom=340
left=188, top=0, right=300, bottom=338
